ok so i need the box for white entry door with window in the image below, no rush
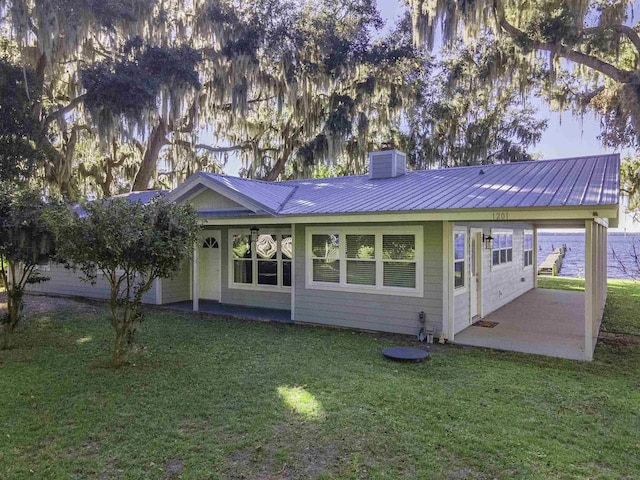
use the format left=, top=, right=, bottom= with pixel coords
left=199, top=232, right=221, bottom=300
left=469, top=228, right=482, bottom=321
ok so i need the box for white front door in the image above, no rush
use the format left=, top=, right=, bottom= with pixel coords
left=198, top=231, right=221, bottom=301
left=469, top=228, right=482, bottom=322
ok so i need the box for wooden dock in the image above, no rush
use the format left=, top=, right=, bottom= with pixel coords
left=538, top=245, right=567, bottom=276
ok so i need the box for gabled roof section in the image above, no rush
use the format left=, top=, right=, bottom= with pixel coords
left=166, top=172, right=297, bottom=215
left=277, top=154, right=620, bottom=215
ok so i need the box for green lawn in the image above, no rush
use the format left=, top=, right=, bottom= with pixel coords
left=1, top=283, right=639, bottom=479
left=538, top=276, right=640, bottom=335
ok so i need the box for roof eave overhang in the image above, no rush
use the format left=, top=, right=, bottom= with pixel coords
left=196, top=204, right=620, bottom=226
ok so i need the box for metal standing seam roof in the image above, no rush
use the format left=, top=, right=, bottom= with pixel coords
left=199, top=172, right=296, bottom=213
left=194, top=154, right=620, bottom=216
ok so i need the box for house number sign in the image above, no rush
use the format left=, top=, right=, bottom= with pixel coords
left=493, top=212, right=508, bottom=221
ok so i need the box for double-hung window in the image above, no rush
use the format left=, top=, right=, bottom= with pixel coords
left=346, top=234, right=376, bottom=285
left=523, top=231, right=534, bottom=268
left=230, top=230, right=292, bottom=289
left=492, top=230, right=513, bottom=267
left=311, top=233, right=340, bottom=283
left=382, top=234, right=417, bottom=289
left=307, top=226, right=423, bottom=297
left=453, top=228, right=466, bottom=289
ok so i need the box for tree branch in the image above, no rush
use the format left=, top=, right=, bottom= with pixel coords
left=579, top=24, right=640, bottom=62
left=90, top=35, right=120, bottom=61
left=173, top=139, right=254, bottom=153
left=42, top=94, right=87, bottom=130
left=613, top=25, right=640, bottom=55
left=495, top=4, right=635, bottom=84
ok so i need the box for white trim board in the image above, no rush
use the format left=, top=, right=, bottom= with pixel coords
left=197, top=206, right=619, bottom=227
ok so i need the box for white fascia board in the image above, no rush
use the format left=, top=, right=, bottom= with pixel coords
left=197, top=205, right=619, bottom=226
left=167, top=173, right=275, bottom=215
left=165, top=174, right=207, bottom=203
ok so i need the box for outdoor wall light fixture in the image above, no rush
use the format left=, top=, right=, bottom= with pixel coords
left=483, top=234, right=494, bottom=250
left=250, top=225, right=260, bottom=243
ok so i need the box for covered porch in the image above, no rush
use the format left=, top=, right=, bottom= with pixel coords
left=454, top=288, right=589, bottom=360
left=451, top=218, right=608, bottom=361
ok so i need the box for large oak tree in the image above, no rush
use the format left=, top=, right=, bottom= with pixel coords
left=1, top=0, right=424, bottom=197
left=410, top=1, right=640, bottom=188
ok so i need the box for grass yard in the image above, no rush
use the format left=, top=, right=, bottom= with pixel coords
left=538, top=276, right=640, bottom=335
left=1, top=282, right=639, bottom=479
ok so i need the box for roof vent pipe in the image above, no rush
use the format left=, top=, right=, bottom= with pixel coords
left=368, top=150, right=406, bottom=179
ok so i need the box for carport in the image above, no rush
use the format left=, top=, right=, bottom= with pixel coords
left=454, top=289, right=587, bottom=360
left=453, top=218, right=609, bottom=361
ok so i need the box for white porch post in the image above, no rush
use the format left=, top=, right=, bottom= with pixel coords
left=533, top=226, right=539, bottom=289
left=596, top=223, right=602, bottom=337
left=596, top=222, right=608, bottom=329
left=192, top=241, right=199, bottom=312
left=584, top=220, right=594, bottom=360
left=442, top=221, right=454, bottom=341
left=596, top=223, right=604, bottom=345
left=291, top=224, right=296, bottom=322
left=601, top=224, right=608, bottom=314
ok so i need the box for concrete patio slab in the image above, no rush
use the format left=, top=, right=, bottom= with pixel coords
left=454, top=289, right=589, bottom=360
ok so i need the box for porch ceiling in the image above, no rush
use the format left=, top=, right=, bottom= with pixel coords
left=454, top=289, right=589, bottom=360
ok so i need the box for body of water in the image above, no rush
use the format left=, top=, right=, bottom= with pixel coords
left=538, top=232, right=640, bottom=279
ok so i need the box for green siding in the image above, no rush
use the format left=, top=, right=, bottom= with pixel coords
left=293, top=222, right=444, bottom=336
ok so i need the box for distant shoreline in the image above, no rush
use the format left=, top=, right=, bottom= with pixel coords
left=539, top=230, right=640, bottom=235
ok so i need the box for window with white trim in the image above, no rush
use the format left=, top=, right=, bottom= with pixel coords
left=382, top=234, right=417, bottom=289
left=453, top=229, right=466, bottom=289
left=523, top=231, right=534, bottom=268
left=202, top=237, right=219, bottom=249
left=492, top=231, right=513, bottom=267
left=346, top=234, right=376, bottom=285
left=230, top=230, right=291, bottom=289
left=307, top=227, right=423, bottom=296
left=311, top=233, right=340, bottom=283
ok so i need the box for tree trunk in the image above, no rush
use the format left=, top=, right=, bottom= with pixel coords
left=32, top=53, right=47, bottom=120
left=265, top=146, right=292, bottom=181
left=112, top=327, right=126, bottom=366
left=7, top=287, right=22, bottom=329
left=2, top=323, right=10, bottom=350
left=132, top=120, right=168, bottom=191
left=2, top=287, right=22, bottom=350
left=103, top=157, right=115, bottom=197
left=42, top=138, right=78, bottom=201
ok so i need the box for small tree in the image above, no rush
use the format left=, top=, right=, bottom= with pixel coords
left=51, top=196, right=199, bottom=365
left=0, top=183, right=56, bottom=349
left=612, top=241, right=640, bottom=281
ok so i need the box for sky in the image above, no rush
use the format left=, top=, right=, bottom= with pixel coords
left=375, top=0, right=619, bottom=162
